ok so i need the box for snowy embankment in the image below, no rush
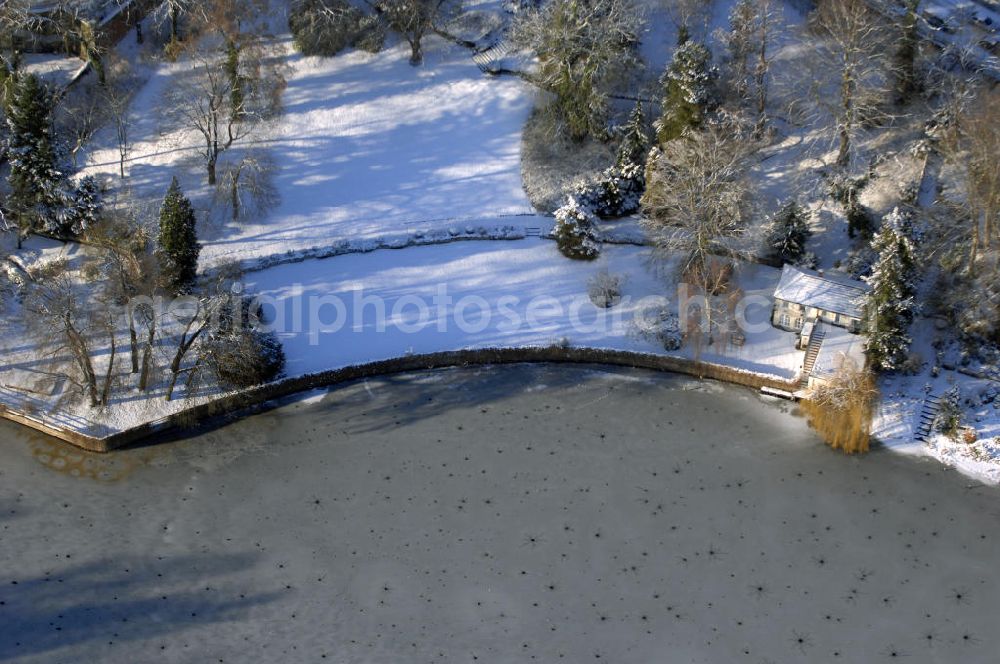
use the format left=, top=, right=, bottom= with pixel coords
left=0, top=240, right=804, bottom=443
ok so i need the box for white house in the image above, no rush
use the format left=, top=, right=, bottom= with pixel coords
left=771, top=265, right=870, bottom=348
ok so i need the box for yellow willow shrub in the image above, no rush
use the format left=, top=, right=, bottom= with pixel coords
left=802, top=359, right=879, bottom=454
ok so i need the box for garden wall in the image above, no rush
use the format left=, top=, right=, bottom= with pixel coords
left=0, top=347, right=800, bottom=453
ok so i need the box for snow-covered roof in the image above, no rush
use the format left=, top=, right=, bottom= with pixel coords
left=773, top=265, right=869, bottom=319
left=812, top=327, right=867, bottom=380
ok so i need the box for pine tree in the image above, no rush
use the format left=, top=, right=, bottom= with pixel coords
left=863, top=207, right=917, bottom=372
left=616, top=101, right=649, bottom=169
left=655, top=40, right=718, bottom=144
left=553, top=196, right=600, bottom=260
left=52, top=176, right=102, bottom=237
left=6, top=74, right=61, bottom=242
left=764, top=200, right=813, bottom=266
left=158, top=177, right=200, bottom=293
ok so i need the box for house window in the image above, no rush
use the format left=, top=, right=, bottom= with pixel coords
left=780, top=314, right=791, bottom=328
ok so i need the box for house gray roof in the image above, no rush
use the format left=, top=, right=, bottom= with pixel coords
left=773, top=265, right=870, bottom=319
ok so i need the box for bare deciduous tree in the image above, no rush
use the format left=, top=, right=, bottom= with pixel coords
left=805, top=0, right=892, bottom=168
left=376, top=0, right=460, bottom=66
left=216, top=151, right=278, bottom=221
left=88, top=208, right=159, bottom=375
left=26, top=269, right=118, bottom=408
left=945, top=89, right=1000, bottom=275
left=104, top=84, right=133, bottom=179
left=57, top=87, right=105, bottom=168
left=719, top=0, right=782, bottom=129
left=168, top=45, right=283, bottom=185
left=802, top=357, right=878, bottom=454
left=641, top=115, right=758, bottom=342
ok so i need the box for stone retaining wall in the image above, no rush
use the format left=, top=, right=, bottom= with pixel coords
left=0, top=347, right=801, bottom=453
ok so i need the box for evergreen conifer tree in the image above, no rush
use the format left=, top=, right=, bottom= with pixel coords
left=655, top=40, right=718, bottom=144
left=6, top=74, right=61, bottom=242
left=158, top=177, right=200, bottom=293
left=54, top=175, right=102, bottom=237
left=224, top=38, right=244, bottom=121
left=616, top=101, right=649, bottom=169
left=764, top=200, right=813, bottom=266
left=553, top=196, right=601, bottom=260
left=863, top=207, right=917, bottom=371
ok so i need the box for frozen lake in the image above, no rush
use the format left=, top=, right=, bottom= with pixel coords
left=2, top=364, right=999, bottom=662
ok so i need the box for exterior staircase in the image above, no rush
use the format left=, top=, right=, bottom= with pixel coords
left=473, top=40, right=510, bottom=74
left=798, top=325, right=826, bottom=388
left=914, top=394, right=941, bottom=443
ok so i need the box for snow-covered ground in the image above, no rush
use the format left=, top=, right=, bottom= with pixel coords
left=0, top=239, right=805, bottom=436
left=78, top=27, right=540, bottom=269
left=21, top=54, right=89, bottom=89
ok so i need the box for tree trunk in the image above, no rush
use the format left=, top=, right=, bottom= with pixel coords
left=65, top=316, right=99, bottom=407
left=100, top=333, right=116, bottom=406
left=836, top=128, right=850, bottom=167
left=755, top=15, right=768, bottom=123
left=166, top=318, right=206, bottom=401
left=171, top=5, right=179, bottom=42
left=139, top=314, right=156, bottom=391
left=231, top=176, right=240, bottom=220
left=208, top=158, right=217, bottom=186
left=969, top=220, right=980, bottom=278
left=409, top=37, right=423, bottom=66
left=129, top=314, right=139, bottom=373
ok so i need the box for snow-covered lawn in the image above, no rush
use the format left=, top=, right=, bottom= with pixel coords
left=78, top=28, right=540, bottom=269
left=0, top=239, right=805, bottom=437
left=244, top=240, right=801, bottom=380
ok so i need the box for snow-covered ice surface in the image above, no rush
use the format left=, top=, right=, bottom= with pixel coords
left=3, top=364, right=1000, bottom=662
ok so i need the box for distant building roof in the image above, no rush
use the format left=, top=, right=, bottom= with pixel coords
left=812, top=326, right=867, bottom=379
left=773, top=265, right=870, bottom=319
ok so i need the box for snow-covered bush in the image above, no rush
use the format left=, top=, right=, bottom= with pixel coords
left=553, top=196, right=600, bottom=260
left=587, top=269, right=624, bottom=308
left=204, top=297, right=285, bottom=389
left=843, top=244, right=877, bottom=279
left=934, top=386, right=963, bottom=439
left=355, top=14, right=387, bottom=53
left=289, top=0, right=383, bottom=57
left=636, top=307, right=682, bottom=350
